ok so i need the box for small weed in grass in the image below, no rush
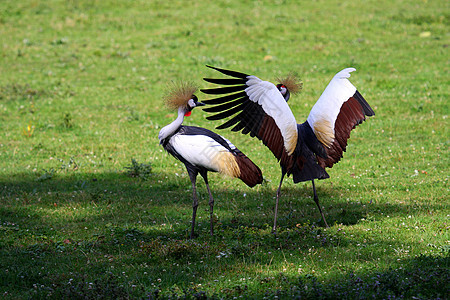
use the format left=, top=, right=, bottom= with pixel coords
left=0, top=84, right=46, bottom=102
left=61, top=113, right=74, bottom=129
left=36, top=169, right=55, bottom=182
left=58, top=157, right=79, bottom=172
left=22, top=122, right=35, bottom=137
left=126, top=107, right=141, bottom=122
left=124, top=159, right=152, bottom=180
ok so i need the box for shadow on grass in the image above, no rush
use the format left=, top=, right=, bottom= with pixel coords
left=0, top=169, right=442, bottom=233
left=207, top=254, right=450, bottom=299
left=1, top=170, right=448, bottom=298
left=1, top=217, right=448, bottom=299
left=1, top=168, right=420, bottom=232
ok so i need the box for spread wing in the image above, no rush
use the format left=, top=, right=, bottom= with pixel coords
left=201, top=65, right=298, bottom=161
left=306, top=68, right=375, bottom=168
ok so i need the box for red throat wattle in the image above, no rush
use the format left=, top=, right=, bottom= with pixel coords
left=184, top=111, right=192, bottom=117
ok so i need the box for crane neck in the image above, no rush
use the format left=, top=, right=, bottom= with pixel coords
left=158, top=107, right=186, bottom=143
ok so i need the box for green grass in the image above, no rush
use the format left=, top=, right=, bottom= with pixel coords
left=0, top=0, right=448, bottom=298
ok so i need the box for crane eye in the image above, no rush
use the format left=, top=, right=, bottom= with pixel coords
left=187, top=98, right=196, bottom=108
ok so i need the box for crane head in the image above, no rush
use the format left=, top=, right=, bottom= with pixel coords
left=276, top=72, right=302, bottom=103
left=185, top=95, right=205, bottom=116
left=276, top=84, right=290, bottom=102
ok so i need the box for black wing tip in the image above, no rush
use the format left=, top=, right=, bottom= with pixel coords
left=203, top=77, right=247, bottom=85
left=206, top=115, right=219, bottom=121
left=206, top=65, right=226, bottom=72
left=354, top=90, right=375, bottom=117
left=200, top=91, right=248, bottom=105
left=200, top=88, right=222, bottom=95
left=206, top=65, right=219, bottom=70
left=200, top=85, right=247, bottom=95
left=201, top=98, right=246, bottom=113
left=216, top=123, right=233, bottom=130
left=205, top=65, right=249, bottom=79
left=201, top=98, right=220, bottom=104
left=202, top=106, right=217, bottom=112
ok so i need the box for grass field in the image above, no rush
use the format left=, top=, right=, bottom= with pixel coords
left=0, top=0, right=448, bottom=298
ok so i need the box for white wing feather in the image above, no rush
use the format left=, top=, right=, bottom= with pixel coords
left=306, top=68, right=357, bottom=147
left=245, top=76, right=298, bottom=155
left=169, top=135, right=226, bottom=171
left=169, top=134, right=241, bottom=179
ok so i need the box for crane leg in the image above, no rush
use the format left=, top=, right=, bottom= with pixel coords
left=190, top=177, right=199, bottom=239
left=272, top=172, right=286, bottom=233
left=312, top=180, right=329, bottom=228
left=199, top=171, right=215, bottom=236
left=205, top=182, right=214, bottom=236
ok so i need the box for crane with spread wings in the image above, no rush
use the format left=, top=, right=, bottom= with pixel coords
left=201, top=66, right=375, bottom=230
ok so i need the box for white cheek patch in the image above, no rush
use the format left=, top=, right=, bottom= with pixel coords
left=188, top=99, right=195, bottom=108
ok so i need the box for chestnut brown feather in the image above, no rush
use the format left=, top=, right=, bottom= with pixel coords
left=317, top=97, right=366, bottom=168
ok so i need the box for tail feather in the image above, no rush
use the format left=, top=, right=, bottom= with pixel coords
left=285, top=122, right=329, bottom=183
left=233, top=151, right=263, bottom=187
left=213, top=151, right=241, bottom=179
left=291, top=154, right=329, bottom=183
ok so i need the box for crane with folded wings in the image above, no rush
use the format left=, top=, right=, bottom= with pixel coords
left=159, top=82, right=263, bottom=238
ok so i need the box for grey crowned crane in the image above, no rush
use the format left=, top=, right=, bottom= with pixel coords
left=158, top=82, right=263, bottom=238
left=201, top=66, right=375, bottom=230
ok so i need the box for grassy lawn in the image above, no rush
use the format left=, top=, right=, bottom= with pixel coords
left=0, top=0, right=448, bottom=298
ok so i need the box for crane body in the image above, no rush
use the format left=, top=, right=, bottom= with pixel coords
left=159, top=83, right=263, bottom=238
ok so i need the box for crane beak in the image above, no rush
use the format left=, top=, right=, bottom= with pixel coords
left=196, top=102, right=206, bottom=107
